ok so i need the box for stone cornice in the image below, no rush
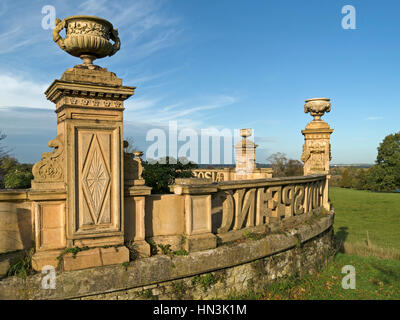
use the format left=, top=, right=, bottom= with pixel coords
left=45, top=79, right=135, bottom=105
left=0, top=190, right=28, bottom=201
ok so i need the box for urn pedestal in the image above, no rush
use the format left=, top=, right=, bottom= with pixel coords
left=301, top=98, right=334, bottom=211
left=31, top=16, right=135, bottom=271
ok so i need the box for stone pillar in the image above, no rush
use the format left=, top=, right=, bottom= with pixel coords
left=30, top=15, right=136, bottom=271
left=301, top=98, right=334, bottom=210
left=170, top=179, right=218, bottom=252
left=234, top=129, right=258, bottom=180
left=124, top=147, right=152, bottom=258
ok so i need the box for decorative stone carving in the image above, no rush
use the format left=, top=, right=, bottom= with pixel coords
left=29, top=14, right=136, bottom=272
left=32, top=135, right=64, bottom=184
left=124, top=142, right=145, bottom=187
left=82, top=136, right=111, bottom=223
left=212, top=178, right=325, bottom=235
left=193, top=170, right=226, bottom=182
left=304, top=97, right=331, bottom=121
left=301, top=98, right=334, bottom=176
left=133, top=151, right=144, bottom=180
left=53, top=15, right=121, bottom=68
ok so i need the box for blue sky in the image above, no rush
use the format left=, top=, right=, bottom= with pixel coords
left=0, top=0, right=399, bottom=164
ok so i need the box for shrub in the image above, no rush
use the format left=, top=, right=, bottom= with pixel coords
left=4, top=170, right=33, bottom=189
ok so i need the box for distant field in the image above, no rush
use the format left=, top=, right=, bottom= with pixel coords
left=330, top=187, right=400, bottom=250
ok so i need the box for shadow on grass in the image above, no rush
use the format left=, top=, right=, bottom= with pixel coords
left=334, top=226, right=349, bottom=254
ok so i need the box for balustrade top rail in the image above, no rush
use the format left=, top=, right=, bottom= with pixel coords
left=215, top=174, right=327, bottom=190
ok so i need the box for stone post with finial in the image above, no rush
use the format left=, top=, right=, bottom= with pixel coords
left=123, top=143, right=152, bottom=258
left=301, top=98, right=334, bottom=210
left=31, top=15, right=134, bottom=271
left=234, top=129, right=258, bottom=180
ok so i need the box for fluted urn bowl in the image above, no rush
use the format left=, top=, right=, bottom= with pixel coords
left=53, top=15, right=120, bottom=67
left=304, top=97, right=331, bottom=121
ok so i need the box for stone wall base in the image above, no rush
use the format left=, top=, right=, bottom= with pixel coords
left=79, top=228, right=334, bottom=300
left=0, top=212, right=334, bottom=300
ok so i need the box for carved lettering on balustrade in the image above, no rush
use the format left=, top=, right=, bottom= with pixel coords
left=305, top=182, right=323, bottom=212
left=265, top=186, right=286, bottom=219
left=217, top=191, right=234, bottom=233
left=193, top=170, right=225, bottom=182
left=214, top=180, right=324, bottom=234
left=233, top=188, right=256, bottom=230
left=282, top=186, right=295, bottom=217
left=294, top=185, right=305, bottom=215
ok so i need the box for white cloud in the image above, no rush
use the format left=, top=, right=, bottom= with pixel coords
left=0, top=74, right=52, bottom=108
left=365, top=116, right=384, bottom=121
left=124, top=94, right=238, bottom=129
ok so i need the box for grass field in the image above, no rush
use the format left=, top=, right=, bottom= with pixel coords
left=330, top=187, right=400, bottom=251
left=245, top=187, right=400, bottom=300
left=233, top=253, right=400, bottom=300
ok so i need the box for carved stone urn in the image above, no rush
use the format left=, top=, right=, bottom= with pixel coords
left=304, top=98, right=331, bottom=121
left=53, top=15, right=120, bottom=68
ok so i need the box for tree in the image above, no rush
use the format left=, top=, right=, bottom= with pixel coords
left=350, top=168, right=368, bottom=190
left=4, top=170, right=33, bottom=189
left=0, top=131, right=7, bottom=159
left=267, top=152, right=303, bottom=177
left=284, top=159, right=303, bottom=177
left=0, top=156, right=33, bottom=189
left=267, top=152, right=287, bottom=177
left=339, top=168, right=351, bottom=188
left=142, top=156, right=198, bottom=194
left=366, top=132, right=400, bottom=192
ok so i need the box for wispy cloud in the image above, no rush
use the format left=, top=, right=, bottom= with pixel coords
left=0, top=73, right=52, bottom=108
left=77, top=0, right=182, bottom=61
left=365, top=116, right=384, bottom=121
left=125, top=94, right=238, bottom=129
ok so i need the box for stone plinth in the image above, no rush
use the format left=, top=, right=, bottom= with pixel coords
left=301, top=98, right=334, bottom=211
left=30, top=66, right=134, bottom=270
left=46, top=66, right=134, bottom=246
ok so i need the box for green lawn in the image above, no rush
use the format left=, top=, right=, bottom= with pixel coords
left=241, top=187, right=400, bottom=300
left=330, top=187, right=400, bottom=250
left=236, top=253, right=400, bottom=300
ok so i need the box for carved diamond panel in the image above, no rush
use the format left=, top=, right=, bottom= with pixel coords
left=82, top=135, right=111, bottom=224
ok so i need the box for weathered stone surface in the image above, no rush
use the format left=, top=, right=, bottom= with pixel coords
left=32, top=250, right=61, bottom=271
left=301, top=98, right=334, bottom=178
left=0, top=211, right=334, bottom=300
left=184, top=233, right=217, bottom=252
left=100, top=246, right=129, bottom=266
left=0, top=201, right=33, bottom=254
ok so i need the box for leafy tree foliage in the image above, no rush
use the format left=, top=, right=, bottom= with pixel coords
left=332, top=132, right=400, bottom=192
left=267, top=152, right=303, bottom=177
left=334, top=167, right=368, bottom=190
left=0, top=156, right=33, bottom=189
left=366, top=132, right=400, bottom=192
left=142, top=157, right=198, bottom=194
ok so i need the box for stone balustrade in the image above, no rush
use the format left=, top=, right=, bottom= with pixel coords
left=0, top=14, right=336, bottom=299
left=0, top=174, right=330, bottom=274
